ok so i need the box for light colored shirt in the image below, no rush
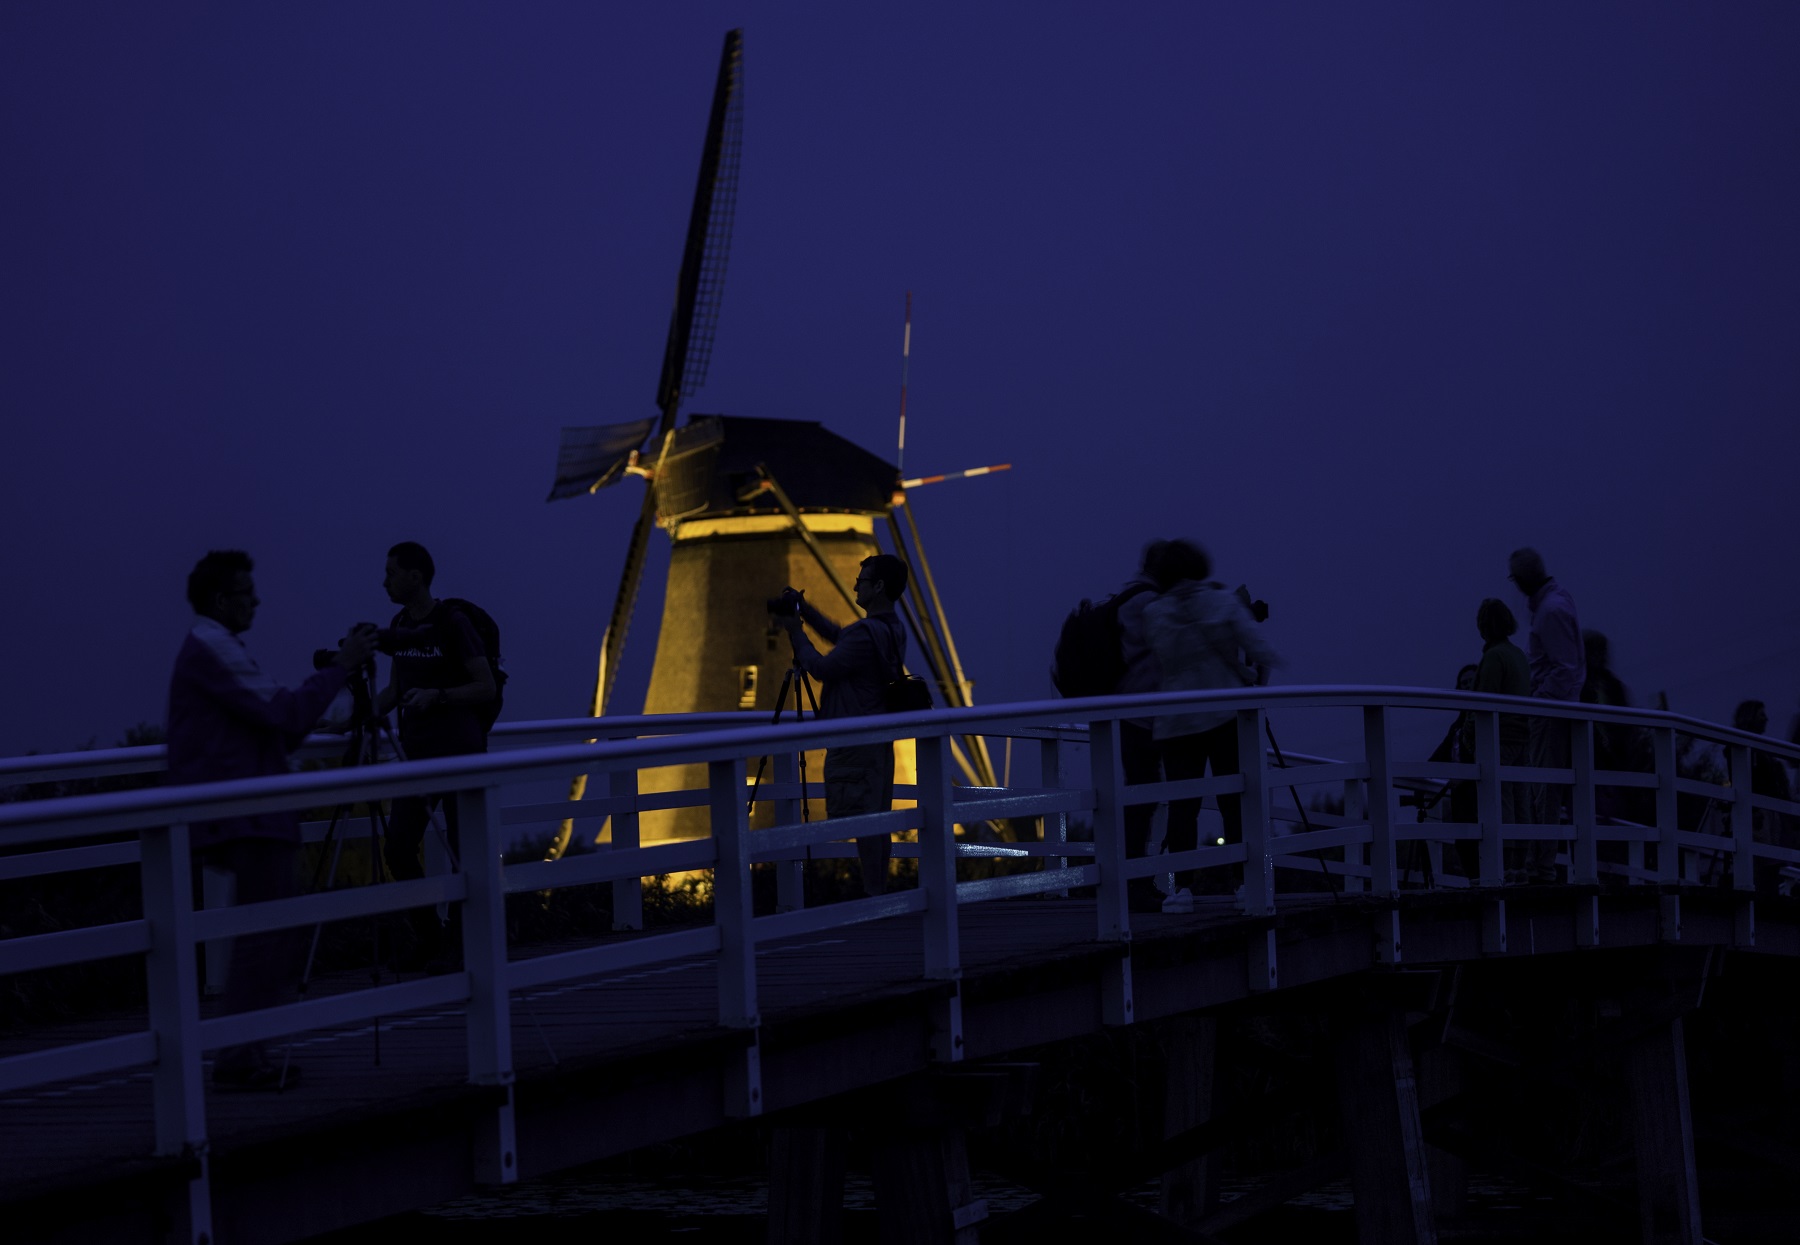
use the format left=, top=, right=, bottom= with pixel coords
left=1526, top=579, right=1585, bottom=702
left=1143, top=580, right=1281, bottom=739
left=166, top=619, right=347, bottom=847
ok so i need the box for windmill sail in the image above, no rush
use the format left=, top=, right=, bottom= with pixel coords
left=545, top=418, right=657, bottom=501
left=594, top=28, right=744, bottom=718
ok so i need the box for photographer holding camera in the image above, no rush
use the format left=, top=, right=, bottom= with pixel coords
left=373, top=541, right=497, bottom=970
left=775, top=554, right=911, bottom=897
left=167, top=550, right=379, bottom=1089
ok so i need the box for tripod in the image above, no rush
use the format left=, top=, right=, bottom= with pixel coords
left=298, top=662, right=458, bottom=995
left=745, top=658, right=821, bottom=818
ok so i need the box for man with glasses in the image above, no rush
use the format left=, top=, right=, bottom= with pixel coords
left=777, top=554, right=911, bottom=897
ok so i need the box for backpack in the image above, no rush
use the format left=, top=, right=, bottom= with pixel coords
left=869, top=614, right=932, bottom=713
left=1050, top=583, right=1154, bottom=698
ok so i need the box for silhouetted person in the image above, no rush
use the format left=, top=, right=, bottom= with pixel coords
left=167, top=550, right=377, bottom=1089
left=1509, top=547, right=1584, bottom=882
left=1143, top=540, right=1280, bottom=908
left=1732, top=699, right=1796, bottom=893
left=779, top=554, right=910, bottom=897
left=1580, top=630, right=1650, bottom=823
left=1109, top=540, right=1169, bottom=912
left=1464, top=599, right=1531, bottom=877
left=375, top=541, right=498, bottom=970
left=1428, top=664, right=1481, bottom=874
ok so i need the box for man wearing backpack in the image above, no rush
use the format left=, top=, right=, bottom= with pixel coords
left=776, top=554, right=910, bottom=898
left=376, top=540, right=499, bottom=969
left=1053, top=541, right=1167, bottom=912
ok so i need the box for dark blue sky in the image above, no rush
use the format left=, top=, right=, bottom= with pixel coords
left=5, top=4, right=1798, bottom=763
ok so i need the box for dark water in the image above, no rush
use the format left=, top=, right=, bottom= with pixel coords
left=316, top=1167, right=1664, bottom=1243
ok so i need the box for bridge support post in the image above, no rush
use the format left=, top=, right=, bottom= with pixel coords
left=1363, top=706, right=1400, bottom=898
left=1653, top=728, right=1680, bottom=884
left=1238, top=708, right=1273, bottom=915
left=1159, top=1015, right=1219, bottom=1228
left=141, top=821, right=212, bottom=1244
left=1040, top=735, right=1070, bottom=893
left=1472, top=711, right=1504, bottom=888
left=711, top=758, right=763, bottom=1117
left=1090, top=718, right=1129, bottom=942
left=1624, top=1015, right=1703, bottom=1245
left=767, top=1124, right=847, bottom=1245
left=458, top=784, right=518, bottom=1184
left=1334, top=994, right=1437, bottom=1245
left=610, top=766, right=644, bottom=929
left=1570, top=721, right=1598, bottom=885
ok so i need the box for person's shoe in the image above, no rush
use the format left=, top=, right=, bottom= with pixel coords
left=1161, top=888, right=1195, bottom=915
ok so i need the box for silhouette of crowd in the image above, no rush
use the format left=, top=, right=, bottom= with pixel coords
left=1070, top=540, right=1800, bottom=906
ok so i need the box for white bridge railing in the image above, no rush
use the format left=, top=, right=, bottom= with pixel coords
left=1, top=687, right=1797, bottom=1237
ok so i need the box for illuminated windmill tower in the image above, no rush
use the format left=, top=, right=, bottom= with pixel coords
left=543, top=30, right=1002, bottom=851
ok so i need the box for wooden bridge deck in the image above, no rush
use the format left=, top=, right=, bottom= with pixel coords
left=5, top=883, right=1793, bottom=1244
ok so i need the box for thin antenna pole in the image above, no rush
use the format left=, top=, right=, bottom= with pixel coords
left=896, top=292, right=912, bottom=474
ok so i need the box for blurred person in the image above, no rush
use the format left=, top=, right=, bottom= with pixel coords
left=167, top=550, right=377, bottom=1089
left=1143, top=540, right=1281, bottom=910
left=1054, top=541, right=1167, bottom=911
left=1580, top=630, right=1651, bottom=823
left=1732, top=699, right=1796, bottom=893
left=778, top=554, right=910, bottom=897
left=1467, top=598, right=1532, bottom=878
left=1427, top=664, right=1481, bottom=876
left=1509, top=547, right=1584, bottom=882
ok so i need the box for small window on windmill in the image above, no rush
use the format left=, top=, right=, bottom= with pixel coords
left=734, top=665, right=759, bottom=711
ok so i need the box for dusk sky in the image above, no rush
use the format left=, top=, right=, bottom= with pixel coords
left=5, top=4, right=1798, bottom=766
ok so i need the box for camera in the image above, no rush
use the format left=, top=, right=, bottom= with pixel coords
left=765, top=587, right=804, bottom=617
left=311, top=621, right=416, bottom=671
left=1233, top=585, right=1270, bottom=624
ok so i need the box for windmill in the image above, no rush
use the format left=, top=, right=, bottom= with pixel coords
left=545, top=30, right=1007, bottom=852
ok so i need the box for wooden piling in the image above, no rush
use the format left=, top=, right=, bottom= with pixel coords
left=1159, top=1015, right=1220, bottom=1229
left=1334, top=999, right=1437, bottom=1245
left=767, top=1125, right=847, bottom=1245
left=1624, top=1016, right=1703, bottom=1245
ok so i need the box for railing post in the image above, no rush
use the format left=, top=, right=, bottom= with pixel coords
left=917, top=734, right=965, bottom=1062
left=1727, top=742, right=1755, bottom=893
left=711, top=757, right=759, bottom=1028
left=772, top=751, right=804, bottom=913
left=1040, top=735, right=1069, bottom=884
left=1471, top=711, right=1505, bottom=887
left=1363, top=706, right=1399, bottom=898
left=1653, top=728, right=1680, bottom=885
left=457, top=784, right=517, bottom=1185
left=917, top=735, right=961, bottom=982
left=1342, top=775, right=1366, bottom=893
left=610, top=766, right=643, bottom=930
left=1569, top=719, right=1598, bottom=885
left=1238, top=708, right=1273, bottom=915
left=140, top=822, right=212, bottom=1243
left=710, top=756, right=761, bottom=1117
left=1089, top=717, right=1135, bottom=1025
left=1089, top=718, right=1129, bottom=942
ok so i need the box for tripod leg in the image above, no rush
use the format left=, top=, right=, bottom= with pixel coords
left=299, top=806, right=358, bottom=995
left=746, top=667, right=800, bottom=816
